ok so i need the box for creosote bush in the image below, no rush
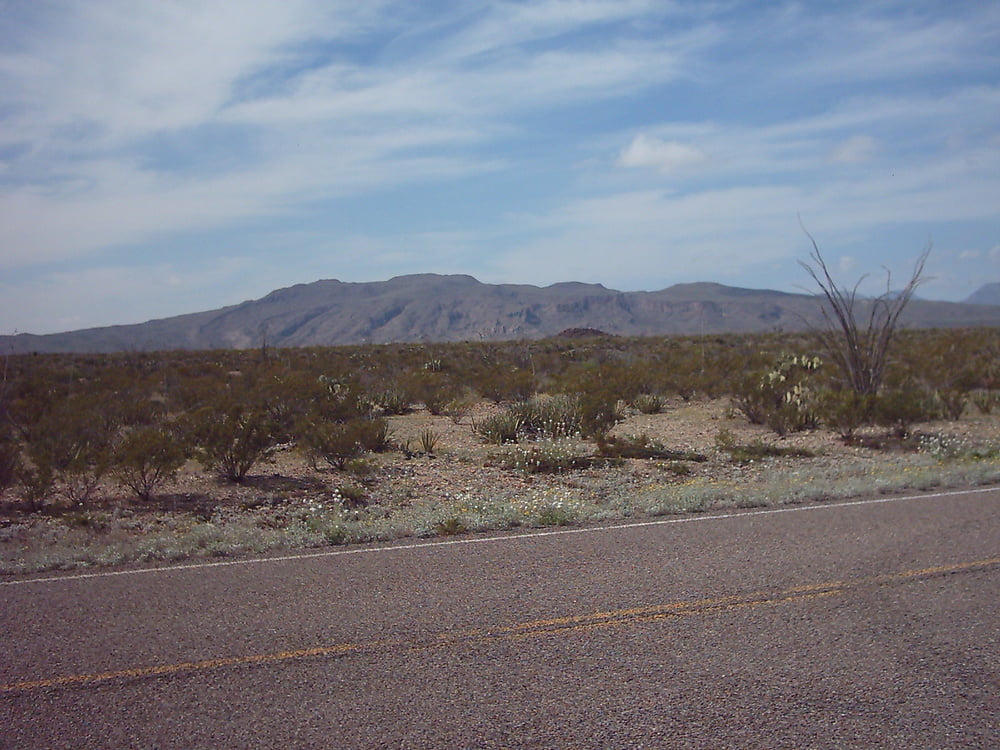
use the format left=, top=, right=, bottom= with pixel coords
left=188, top=405, right=277, bottom=482
left=298, top=418, right=390, bottom=470
left=113, top=426, right=189, bottom=501
left=0, top=326, right=996, bottom=520
left=20, top=396, right=116, bottom=505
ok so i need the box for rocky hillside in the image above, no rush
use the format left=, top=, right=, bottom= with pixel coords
left=5, top=274, right=1000, bottom=354
left=965, top=282, right=1000, bottom=306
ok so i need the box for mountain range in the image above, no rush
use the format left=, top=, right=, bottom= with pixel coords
left=4, top=274, right=1000, bottom=354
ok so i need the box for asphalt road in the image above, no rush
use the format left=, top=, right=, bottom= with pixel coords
left=2, top=488, right=998, bottom=749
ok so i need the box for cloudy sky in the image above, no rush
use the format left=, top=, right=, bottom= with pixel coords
left=1, top=0, right=998, bottom=334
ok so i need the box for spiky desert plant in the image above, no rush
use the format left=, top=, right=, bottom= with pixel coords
left=800, top=229, right=928, bottom=397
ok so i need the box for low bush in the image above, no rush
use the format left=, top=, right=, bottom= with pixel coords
left=298, top=418, right=390, bottom=470
left=917, top=432, right=998, bottom=461
left=444, top=394, right=477, bottom=425
left=21, top=397, right=116, bottom=504
left=494, top=440, right=596, bottom=474
left=187, top=405, right=277, bottom=482
left=971, top=389, right=999, bottom=415
left=732, top=353, right=822, bottom=436
left=815, top=388, right=874, bottom=440
left=475, top=367, right=536, bottom=404
left=112, top=426, right=189, bottom=501
left=334, top=484, right=368, bottom=509
left=419, top=428, right=440, bottom=454
left=597, top=434, right=707, bottom=462
left=374, top=388, right=411, bottom=415
left=872, top=384, right=940, bottom=438
left=0, top=432, right=20, bottom=495
left=473, top=409, right=525, bottom=444
left=404, top=371, right=461, bottom=415
left=632, top=393, right=665, bottom=414
left=714, top=428, right=815, bottom=464
left=935, top=388, right=968, bottom=421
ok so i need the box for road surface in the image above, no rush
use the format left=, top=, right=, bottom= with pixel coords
left=2, top=488, right=998, bottom=748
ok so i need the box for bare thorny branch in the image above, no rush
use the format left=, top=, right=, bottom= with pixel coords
left=798, top=228, right=929, bottom=396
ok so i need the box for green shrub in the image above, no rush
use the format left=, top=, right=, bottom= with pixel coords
left=374, top=388, right=411, bottom=415
left=405, top=371, right=461, bottom=415
left=188, top=405, right=277, bottom=482
left=444, top=394, right=477, bottom=425
left=495, top=440, right=594, bottom=474
left=935, top=388, right=967, bottom=421
left=714, top=428, right=815, bottom=464
left=732, top=354, right=822, bottom=436
left=0, top=431, right=20, bottom=495
left=476, top=367, right=536, bottom=404
left=578, top=396, right=628, bottom=439
left=815, top=389, right=874, bottom=440
left=873, top=385, right=940, bottom=438
left=298, top=418, right=389, bottom=470
left=916, top=432, right=997, bottom=461
left=597, top=434, right=707, bottom=462
left=435, top=517, right=467, bottom=535
left=473, top=410, right=526, bottom=444
left=971, top=390, right=999, bottom=415
left=664, top=461, right=692, bottom=476
left=557, top=362, right=636, bottom=439
left=334, top=484, right=368, bottom=509
left=21, top=397, right=115, bottom=504
left=632, top=393, right=665, bottom=414
left=112, top=426, right=189, bottom=501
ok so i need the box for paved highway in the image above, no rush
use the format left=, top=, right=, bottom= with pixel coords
left=2, top=488, right=998, bottom=749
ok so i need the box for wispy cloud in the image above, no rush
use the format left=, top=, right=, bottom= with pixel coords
left=828, top=135, right=877, bottom=165
left=0, top=0, right=997, bottom=333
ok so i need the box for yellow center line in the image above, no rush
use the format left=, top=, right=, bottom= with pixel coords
left=2, top=557, right=996, bottom=695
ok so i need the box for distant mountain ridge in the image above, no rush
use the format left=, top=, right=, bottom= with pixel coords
left=4, top=274, right=1000, bottom=354
left=965, top=282, right=1000, bottom=306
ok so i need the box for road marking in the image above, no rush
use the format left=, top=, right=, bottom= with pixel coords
left=2, top=557, right=996, bottom=695
left=2, top=486, right=996, bottom=587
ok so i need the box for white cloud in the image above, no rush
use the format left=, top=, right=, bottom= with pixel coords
left=1, top=1, right=998, bottom=331
left=491, top=127, right=1000, bottom=292
left=618, top=134, right=707, bottom=173
left=0, top=0, right=701, bottom=272
left=829, top=135, right=877, bottom=164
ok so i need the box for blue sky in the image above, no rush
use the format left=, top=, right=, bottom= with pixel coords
left=1, top=0, right=998, bottom=334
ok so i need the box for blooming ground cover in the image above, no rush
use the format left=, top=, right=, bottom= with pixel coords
left=2, top=397, right=998, bottom=575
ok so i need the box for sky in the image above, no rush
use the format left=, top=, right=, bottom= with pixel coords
left=1, top=0, right=998, bottom=335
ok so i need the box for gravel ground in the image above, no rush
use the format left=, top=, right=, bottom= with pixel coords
left=2, top=397, right=998, bottom=574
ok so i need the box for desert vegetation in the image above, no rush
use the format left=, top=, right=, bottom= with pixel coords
left=1, top=326, right=998, bottom=574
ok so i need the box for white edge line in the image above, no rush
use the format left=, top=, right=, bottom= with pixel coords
left=3, top=487, right=997, bottom=587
